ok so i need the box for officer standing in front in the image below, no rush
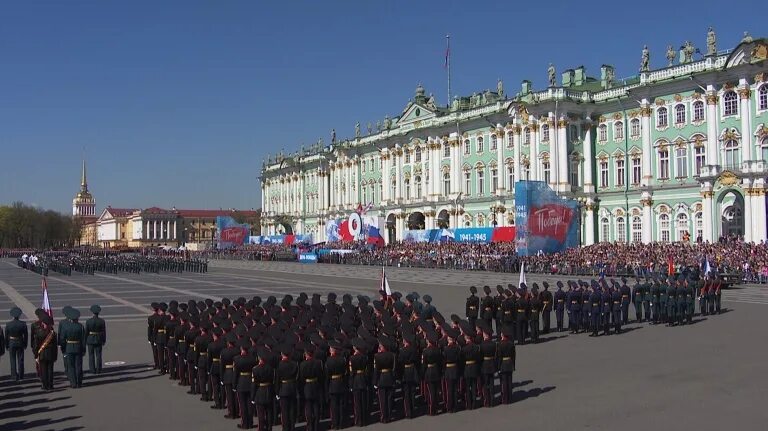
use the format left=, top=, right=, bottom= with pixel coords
left=6, top=307, right=28, bottom=381
left=466, top=286, right=479, bottom=328
left=85, top=305, right=106, bottom=374
left=59, top=307, right=86, bottom=388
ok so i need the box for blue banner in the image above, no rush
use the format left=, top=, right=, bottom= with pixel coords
left=454, top=228, right=494, bottom=243
left=298, top=253, right=318, bottom=263
left=514, top=181, right=580, bottom=256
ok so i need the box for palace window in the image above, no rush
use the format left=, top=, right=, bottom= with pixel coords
left=404, top=150, right=411, bottom=164
left=675, top=104, right=686, bottom=125
left=631, top=157, right=642, bottom=185
left=404, top=179, right=411, bottom=200
left=379, top=180, right=384, bottom=201
left=361, top=160, right=366, bottom=173
left=464, top=140, right=471, bottom=155
left=599, top=160, right=609, bottom=188
left=675, top=147, right=688, bottom=178
left=443, top=173, right=451, bottom=196
left=723, top=91, right=738, bottom=116
left=380, top=158, right=383, bottom=169
left=614, top=121, right=624, bottom=140
left=759, top=85, right=768, bottom=111
left=616, top=217, right=626, bottom=243
left=415, top=176, right=422, bottom=199
left=477, top=169, right=485, bottom=195
left=616, top=158, right=625, bottom=187
left=542, top=160, right=551, bottom=184
left=362, top=187, right=367, bottom=204
left=444, top=143, right=450, bottom=158
left=414, top=147, right=422, bottom=163
left=508, top=165, right=514, bottom=189
left=659, top=213, right=671, bottom=243
left=523, top=128, right=531, bottom=145
left=600, top=217, right=610, bottom=243
left=693, top=101, right=705, bottom=121
left=390, top=180, right=396, bottom=199
left=598, top=124, right=607, bottom=142
left=491, top=168, right=498, bottom=193
left=464, top=171, right=471, bottom=195
left=658, top=148, right=670, bottom=179
left=676, top=213, right=689, bottom=242
left=657, top=107, right=668, bottom=128
left=630, top=119, right=640, bottom=138
left=723, top=139, right=739, bottom=168
left=506, top=133, right=513, bottom=148
left=370, top=158, right=375, bottom=171
left=761, top=137, right=768, bottom=162
left=541, top=124, right=550, bottom=142
left=632, top=216, right=642, bottom=243
left=491, top=135, right=498, bottom=150
left=570, top=160, right=579, bottom=186
left=695, top=212, right=703, bottom=241
left=694, top=145, right=705, bottom=175
left=477, top=137, right=484, bottom=153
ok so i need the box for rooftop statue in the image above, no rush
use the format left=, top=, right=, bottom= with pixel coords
left=547, top=63, right=556, bottom=87
left=706, top=27, right=717, bottom=56
left=355, top=122, right=361, bottom=138
left=640, top=45, right=650, bottom=71
left=666, top=44, right=676, bottom=66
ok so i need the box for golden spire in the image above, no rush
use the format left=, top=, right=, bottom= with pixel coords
left=81, top=158, right=88, bottom=192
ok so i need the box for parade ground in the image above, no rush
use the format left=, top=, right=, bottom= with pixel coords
left=1, top=259, right=767, bottom=431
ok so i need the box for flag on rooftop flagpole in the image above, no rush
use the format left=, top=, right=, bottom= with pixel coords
left=380, top=266, right=392, bottom=296
left=519, top=262, right=526, bottom=288
left=41, top=276, right=52, bottom=318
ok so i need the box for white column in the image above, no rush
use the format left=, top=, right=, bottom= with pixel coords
left=396, top=214, right=405, bottom=241
left=382, top=152, right=391, bottom=203
left=394, top=148, right=403, bottom=202
left=557, top=117, right=568, bottom=191
left=336, top=164, right=343, bottom=207
left=548, top=116, right=558, bottom=187
left=744, top=181, right=753, bottom=242
left=513, top=127, right=521, bottom=184
left=585, top=201, right=595, bottom=245
left=641, top=197, right=653, bottom=244
left=153, top=220, right=157, bottom=240
left=421, top=157, right=428, bottom=200
left=640, top=100, right=653, bottom=186
left=530, top=124, right=540, bottom=181
left=450, top=137, right=459, bottom=196
left=753, top=187, right=766, bottom=241
left=173, top=220, right=177, bottom=239
left=583, top=120, right=594, bottom=193
left=706, top=87, right=719, bottom=165
left=300, top=173, right=306, bottom=215
left=739, top=82, right=753, bottom=162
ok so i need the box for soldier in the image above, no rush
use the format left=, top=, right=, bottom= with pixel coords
left=699, top=276, right=710, bottom=316
left=644, top=280, right=654, bottom=323
left=185, top=317, right=201, bottom=395
left=350, top=339, right=370, bottom=426
left=276, top=345, right=299, bottom=431
left=147, top=303, right=160, bottom=370
left=59, top=307, right=86, bottom=388
left=252, top=347, right=275, bottom=431
left=479, top=324, right=497, bottom=408
left=589, top=282, right=601, bottom=336
left=208, top=327, right=226, bottom=409
left=658, top=278, right=668, bottom=324
left=374, top=337, right=396, bottom=423
left=155, top=303, right=169, bottom=375
left=686, top=278, right=695, bottom=324
left=85, top=304, right=106, bottom=374
left=666, top=279, right=678, bottom=327
left=398, top=332, right=419, bottom=419
left=299, top=345, right=323, bottom=431
left=601, top=286, right=612, bottom=336
left=461, top=332, right=480, bottom=410
left=620, top=278, right=631, bottom=325
left=497, top=326, right=515, bottom=404
left=33, top=313, right=57, bottom=390
left=500, top=289, right=516, bottom=337
left=554, top=282, right=566, bottom=332
left=441, top=327, right=461, bottom=413
left=713, top=276, right=722, bottom=314
left=480, top=286, right=495, bottom=330
left=234, top=339, right=257, bottom=430
left=632, top=279, right=643, bottom=323
left=568, top=283, right=581, bottom=334
left=6, top=307, right=28, bottom=381
left=326, top=341, right=348, bottom=429
left=221, top=333, right=240, bottom=419
left=515, top=286, right=529, bottom=344
left=529, top=289, right=541, bottom=343
left=195, top=321, right=213, bottom=401
left=540, top=282, right=553, bottom=334
left=611, top=283, right=622, bottom=334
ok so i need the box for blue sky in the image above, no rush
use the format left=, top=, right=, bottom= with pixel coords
left=0, top=0, right=762, bottom=214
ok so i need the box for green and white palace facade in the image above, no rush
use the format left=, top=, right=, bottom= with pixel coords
left=260, top=37, right=768, bottom=245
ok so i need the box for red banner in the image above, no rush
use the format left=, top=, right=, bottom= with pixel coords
left=491, top=226, right=516, bottom=242
left=220, top=227, right=247, bottom=245
left=529, top=205, right=574, bottom=243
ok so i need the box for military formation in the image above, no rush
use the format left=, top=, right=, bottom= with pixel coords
left=465, top=274, right=724, bottom=345
left=148, top=290, right=517, bottom=430
left=0, top=305, right=106, bottom=390
left=17, top=253, right=208, bottom=276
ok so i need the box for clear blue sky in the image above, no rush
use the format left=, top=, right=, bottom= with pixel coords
left=0, top=0, right=762, bottom=214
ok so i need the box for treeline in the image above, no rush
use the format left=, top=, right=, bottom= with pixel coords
left=0, top=202, right=81, bottom=249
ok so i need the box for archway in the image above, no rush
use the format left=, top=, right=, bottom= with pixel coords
left=386, top=214, right=397, bottom=244
left=407, top=212, right=426, bottom=230
left=274, top=216, right=294, bottom=235
left=718, top=190, right=744, bottom=240
left=437, top=209, right=450, bottom=228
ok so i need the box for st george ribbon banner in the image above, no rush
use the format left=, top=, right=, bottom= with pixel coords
left=515, top=181, right=580, bottom=256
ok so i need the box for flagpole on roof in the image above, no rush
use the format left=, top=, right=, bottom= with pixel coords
left=446, top=34, right=451, bottom=107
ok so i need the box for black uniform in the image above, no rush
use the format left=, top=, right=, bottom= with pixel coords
left=299, top=356, right=323, bottom=431
left=373, top=350, right=396, bottom=423
left=276, top=357, right=299, bottom=431
left=497, top=336, right=515, bottom=404
left=251, top=361, right=275, bottom=431
left=398, top=344, right=419, bottom=419
left=234, top=352, right=258, bottom=429
left=85, top=312, right=106, bottom=374
left=479, top=339, right=497, bottom=407
left=5, top=313, right=28, bottom=381
left=325, top=353, right=348, bottom=429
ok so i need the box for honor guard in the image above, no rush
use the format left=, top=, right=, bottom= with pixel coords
left=85, top=305, right=106, bottom=374
left=540, top=282, right=553, bottom=334
left=32, top=312, right=57, bottom=390
left=233, top=339, right=257, bottom=429
left=480, top=286, right=495, bottom=330
left=554, top=282, right=566, bottom=332
left=59, top=307, right=85, bottom=388
left=632, top=279, right=643, bottom=323
left=6, top=307, right=28, bottom=381
left=498, top=326, right=515, bottom=404
left=252, top=347, right=275, bottom=431
left=479, top=324, right=497, bottom=407
left=620, top=278, right=631, bottom=325
left=276, top=345, right=299, bottom=431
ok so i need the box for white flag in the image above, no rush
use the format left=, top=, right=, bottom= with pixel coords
left=519, top=262, right=527, bottom=288
left=380, top=267, right=392, bottom=296
left=41, top=277, right=52, bottom=318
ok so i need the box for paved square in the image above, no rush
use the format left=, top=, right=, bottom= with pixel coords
left=1, top=259, right=767, bottom=431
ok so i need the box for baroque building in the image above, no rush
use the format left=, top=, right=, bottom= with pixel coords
left=260, top=36, right=768, bottom=245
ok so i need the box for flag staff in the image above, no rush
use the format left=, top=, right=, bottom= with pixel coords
left=446, top=34, right=452, bottom=107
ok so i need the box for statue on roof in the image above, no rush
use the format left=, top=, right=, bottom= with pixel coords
left=547, top=63, right=556, bottom=87
left=366, top=122, right=372, bottom=135
left=451, top=96, right=459, bottom=111
left=706, top=27, right=717, bottom=56
left=355, top=122, right=361, bottom=138
left=331, top=128, right=336, bottom=143
left=470, top=92, right=479, bottom=107
left=383, top=115, right=391, bottom=130
left=497, top=78, right=504, bottom=97
left=742, top=31, right=753, bottom=43
left=605, top=68, right=615, bottom=88
left=426, top=93, right=437, bottom=110
left=640, top=45, right=650, bottom=71
left=376, top=120, right=381, bottom=132
left=317, top=137, right=324, bottom=148
left=682, top=41, right=695, bottom=63
left=666, top=45, right=676, bottom=66
left=300, top=143, right=305, bottom=154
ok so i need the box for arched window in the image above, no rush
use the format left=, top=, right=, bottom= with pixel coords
left=614, top=121, right=624, bottom=140
left=695, top=145, right=706, bottom=175
left=379, top=179, right=384, bottom=201
left=631, top=156, right=642, bottom=184
left=477, top=169, right=485, bottom=195
left=523, top=128, right=531, bottom=145
left=723, top=91, right=738, bottom=116
left=759, top=85, right=768, bottom=111
left=600, top=217, right=610, bottom=242
left=659, top=213, right=671, bottom=242
left=477, top=137, right=484, bottom=153
left=630, top=119, right=641, bottom=138
left=657, top=107, right=668, bottom=127
left=464, top=139, right=471, bottom=155
left=464, top=171, right=471, bottom=195
left=675, top=104, right=686, bottom=125
left=693, top=101, right=705, bottom=121
left=442, top=172, right=451, bottom=196
left=362, top=185, right=367, bottom=204
left=404, top=150, right=411, bottom=163
left=414, top=176, right=422, bottom=199
left=616, top=217, right=626, bottom=243
left=695, top=212, right=703, bottom=241
left=390, top=180, right=396, bottom=200
left=570, top=159, right=580, bottom=186
left=404, top=178, right=411, bottom=200
left=658, top=148, right=670, bottom=179
left=522, top=164, right=530, bottom=180
left=477, top=214, right=485, bottom=227
left=542, top=160, right=551, bottom=184
left=676, top=213, right=689, bottom=242
left=599, top=159, right=609, bottom=188
left=443, top=143, right=450, bottom=158
left=631, top=216, right=642, bottom=243
left=598, top=124, right=607, bottom=142
left=761, top=136, right=768, bottom=162
left=361, top=160, right=367, bottom=173
left=491, top=168, right=498, bottom=193
left=507, top=165, right=514, bottom=189
left=615, top=158, right=625, bottom=187
left=675, top=146, right=688, bottom=178
left=414, top=146, right=422, bottom=163
left=541, top=124, right=550, bottom=142
left=723, top=139, right=739, bottom=167
left=491, top=135, right=498, bottom=150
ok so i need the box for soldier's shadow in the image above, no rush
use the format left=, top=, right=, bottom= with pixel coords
left=2, top=416, right=83, bottom=431
left=511, top=385, right=556, bottom=403
left=81, top=364, right=160, bottom=388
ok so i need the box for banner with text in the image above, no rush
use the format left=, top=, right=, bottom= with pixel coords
left=216, top=216, right=249, bottom=249
left=401, top=227, right=515, bottom=244
left=325, top=215, right=384, bottom=246
left=514, top=181, right=580, bottom=256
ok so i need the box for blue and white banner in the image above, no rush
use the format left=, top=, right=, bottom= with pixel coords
left=298, top=253, right=318, bottom=263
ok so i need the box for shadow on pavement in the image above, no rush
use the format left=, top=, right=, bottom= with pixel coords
left=2, top=416, right=83, bottom=431
left=511, top=385, right=556, bottom=403
left=0, top=404, right=76, bottom=421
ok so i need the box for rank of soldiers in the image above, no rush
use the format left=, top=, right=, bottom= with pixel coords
left=17, top=253, right=208, bottom=277
left=148, top=291, right=517, bottom=430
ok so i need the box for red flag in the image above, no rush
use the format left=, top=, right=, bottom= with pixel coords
left=41, top=277, right=52, bottom=318
left=667, top=256, right=674, bottom=276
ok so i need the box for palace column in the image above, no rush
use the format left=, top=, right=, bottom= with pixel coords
left=739, top=82, right=753, bottom=162
left=702, top=187, right=714, bottom=242
left=495, top=129, right=505, bottom=196
left=557, top=117, right=569, bottom=192
left=584, top=201, right=596, bottom=246
left=548, top=115, right=558, bottom=187
left=300, top=172, right=306, bottom=216
left=706, top=87, right=719, bottom=166
left=512, top=126, right=521, bottom=184
left=382, top=150, right=391, bottom=203
left=754, top=187, right=767, bottom=241
left=641, top=194, right=653, bottom=244
left=640, top=100, right=652, bottom=186
left=153, top=220, right=157, bottom=240
left=421, top=148, right=429, bottom=200
left=744, top=181, right=753, bottom=243
left=173, top=220, right=177, bottom=240
left=394, top=147, right=403, bottom=203
left=260, top=183, right=266, bottom=216
left=336, top=162, right=343, bottom=208
left=530, top=123, right=540, bottom=181
left=583, top=119, right=595, bottom=194
left=450, top=135, right=460, bottom=196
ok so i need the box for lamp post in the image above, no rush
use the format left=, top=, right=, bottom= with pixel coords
left=452, top=192, right=463, bottom=228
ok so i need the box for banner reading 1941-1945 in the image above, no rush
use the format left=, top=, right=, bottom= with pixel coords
left=514, top=181, right=580, bottom=256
